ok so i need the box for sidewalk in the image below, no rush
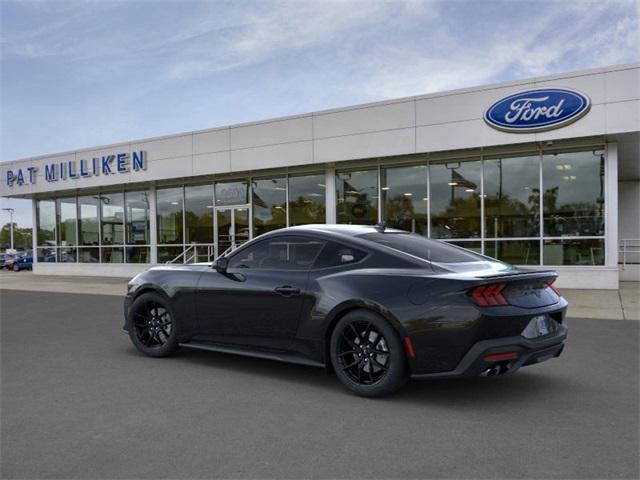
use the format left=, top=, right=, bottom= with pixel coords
left=1, top=271, right=638, bottom=320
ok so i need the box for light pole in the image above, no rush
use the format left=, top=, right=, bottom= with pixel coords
left=2, top=207, right=15, bottom=251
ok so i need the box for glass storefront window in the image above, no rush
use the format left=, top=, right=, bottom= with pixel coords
left=215, top=181, right=248, bottom=206
left=443, top=241, right=482, bottom=254
left=157, top=187, right=183, bottom=244
left=543, top=150, right=605, bottom=237
left=125, top=191, right=150, bottom=245
left=126, top=246, right=150, bottom=263
left=36, top=200, right=56, bottom=246
left=78, top=247, right=99, bottom=263
left=430, top=160, right=481, bottom=239
left=382, top=165, right=428, bottom=235
left=543, top=238, right=604, bottom=265
left=288, top=173, right=326, bottom=226
left=185, top=184, right=214, bottom=244
left=101, top=246, right=124, bottom=263
left=100, top=193, right=124, bottom=245
left=56, top=198, right=77, bottom=246
left=37, top=246, right=57, bottom=262
left=78, top=196, right=100, bottom=246
left=58, top=246, right=77, bottom=263
left=336, top=170, right=378, bottom=225
left=157, top=246, right=183, bottom=264
left=485, top=240, right=540, bottom=265
left=484, top=155, right=540, bottom=238
left=252, top=177, right=286, bottom=237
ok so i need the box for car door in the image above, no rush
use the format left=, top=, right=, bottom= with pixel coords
left=195, top=235, right=325, bottom=351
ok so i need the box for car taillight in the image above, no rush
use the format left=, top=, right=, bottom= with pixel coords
left=546, top=279, right=561, bottom=297
left=471, top=283, right=508, bottom=306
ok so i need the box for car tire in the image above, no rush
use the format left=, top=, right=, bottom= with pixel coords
left=330, top=309, right=408, bottom=397
left=128, top=292, right=179, bottom=358
left=13, top=264, right=19, bottom=272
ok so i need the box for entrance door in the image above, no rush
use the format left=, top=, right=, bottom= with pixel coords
left=215, top=206, right=250, bottom=257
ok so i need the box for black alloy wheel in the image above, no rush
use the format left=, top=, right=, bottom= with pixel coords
left=128, top=292, right=179, bottom=357
left=330, top=310, right=408, bottom=397
left=338, top=321, right=390, bottom=385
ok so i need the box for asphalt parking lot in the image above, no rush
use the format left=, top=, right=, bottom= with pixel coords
left=1, top=289, right=638, bottom=479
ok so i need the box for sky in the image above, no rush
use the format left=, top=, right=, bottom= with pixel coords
left=1, top=0, right=639, bottom=228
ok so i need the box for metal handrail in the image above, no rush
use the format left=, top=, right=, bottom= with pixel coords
left=167, top=243, right=196, bottom=264
left=619, top=238, right=640, bottom=269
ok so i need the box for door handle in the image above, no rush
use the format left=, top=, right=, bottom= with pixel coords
left=275, top=285, right=301, bottom=296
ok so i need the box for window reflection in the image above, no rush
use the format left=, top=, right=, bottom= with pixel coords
left=543, top=238, right=604, bottom=265
left=543, top=150, right=605, bottom=236
left=288, top=174, right=326, bottom=226
left=485, top=240, right=540, bottom=265
left=382, top=165, right=428, bottom=235
left=56, top=198, right=77, bottom=246
left=484, top=156, right=540, bottom=238
left=156, top=187, right=183, bottom=244
left=36, top=200, right=56, bottom=246
left=336, top=170, right=378, bottom=225
left=100, top=193, right=124, bottom=245
left=78, top=196, right=100, bottom=246
left=252, top=177, right=286, bottom=237
left=125, top=191, right=150, bottom=245
left=185, top=184, right=214, bottom=243
left=430, top=160, right=481, bottom=238
left=215, top=181, right=248, bottom=206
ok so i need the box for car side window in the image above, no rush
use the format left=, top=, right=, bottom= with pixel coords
left=228, top=236, right=325, bottom=270
left=313, top=241, right=367, bottom=269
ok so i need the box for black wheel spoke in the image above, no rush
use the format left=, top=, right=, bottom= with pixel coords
left=133, top=301, right=172, bottom=348
left=372, top=358, right=388, bottom=371
left=338, top=350, right=357, bottom=357
left=341, top=332, right=357, bottom=349
left=342, top=358, right=360, bottom=370
left=337, top=321, right=390, bottom=386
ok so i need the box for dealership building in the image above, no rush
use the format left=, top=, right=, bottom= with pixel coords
left=1, top=63, right=638, bottom=289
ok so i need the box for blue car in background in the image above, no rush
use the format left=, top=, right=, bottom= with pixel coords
left=12, top=251, right=33, bottom=271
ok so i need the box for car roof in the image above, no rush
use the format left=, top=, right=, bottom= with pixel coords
left=283, top=224, right=405, bottom=237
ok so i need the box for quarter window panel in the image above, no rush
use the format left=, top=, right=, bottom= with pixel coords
left=382, top=165, right=429, bottom=235
left=77, top=196, right=100, bottom=246
left=36, top=199, right=56, bottom=246
left=156, top=187, right=184, bottom=244
left=313, top=242, right=367, bottom=269
left=430, top=160, right=481, bottom=239
left=484, top=155, right=540, bottom=238
left=125, top=191, right=150, bottom=245
left=543, top=238, right=604, bottom=265
left=252, top=177, right=286, bottom=237
left=336, top=170, right=378, bottom=225
left=288, top=174, right=326, bottom=226
left=100, top=193, right=124, bottom=245
left=185, top=184, right=214, bottom=244
left=542, top=150, right=605, bottom=237
left=56, top=197, right=77, bottom=246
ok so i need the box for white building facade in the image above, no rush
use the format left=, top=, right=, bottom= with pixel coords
left=2, top=63, right=639, bottom=289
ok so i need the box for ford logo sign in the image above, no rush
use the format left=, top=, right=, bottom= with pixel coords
left=484, top=88, right=591, bottom=133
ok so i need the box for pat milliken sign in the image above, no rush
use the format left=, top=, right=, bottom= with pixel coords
left=5, top=151, right=147, bottom=187
left=484, top=88, right=591, bottom=133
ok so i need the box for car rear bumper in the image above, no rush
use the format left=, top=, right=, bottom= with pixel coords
left=410, top=323, right=567, bottom=379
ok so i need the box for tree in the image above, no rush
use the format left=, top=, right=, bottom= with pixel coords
left=0, top=223, right=32, bottom=251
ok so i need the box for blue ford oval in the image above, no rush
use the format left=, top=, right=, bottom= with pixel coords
left=484, top=88, right=590, bottom=132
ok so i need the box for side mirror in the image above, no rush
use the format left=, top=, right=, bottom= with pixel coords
left=214, top=256, right=228, bottom=273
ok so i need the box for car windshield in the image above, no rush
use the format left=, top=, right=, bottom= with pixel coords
left=358, top=232, right=488, bottom=264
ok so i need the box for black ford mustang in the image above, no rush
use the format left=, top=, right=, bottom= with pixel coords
left=123, top=224, right=568, bottom=397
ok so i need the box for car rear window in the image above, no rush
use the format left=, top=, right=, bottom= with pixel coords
left=358, top=232, right=485, bottom=263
